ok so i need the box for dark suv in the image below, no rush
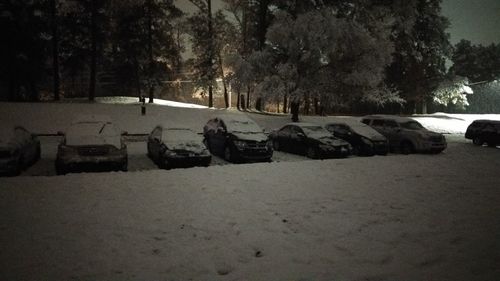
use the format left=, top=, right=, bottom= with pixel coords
left=465, top=119, right=500, bottom=147
left=361, top=115, right=447, bottom=154
left=203, top=115, right=273, bottom=163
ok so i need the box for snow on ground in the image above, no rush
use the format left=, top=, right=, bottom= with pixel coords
left=1, top=99, right=500, bottom=280
left=1, top=143, right=500, bottom=280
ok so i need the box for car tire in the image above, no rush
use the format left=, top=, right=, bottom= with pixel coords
left=472, top=137, right=483, bottom=146
left=224, top=146, right=233, bottom=162
left=400, top=141, right=414, bottom=155
left=306, top=146, right=318, bottom=159
left=273, top=140, right=280, bottom=151
left=35, top=145, right=41, bottom=161
left=55, top=164, right=67, bottom=176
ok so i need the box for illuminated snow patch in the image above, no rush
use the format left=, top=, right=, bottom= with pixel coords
left=95, top=96, right=207, bottom=109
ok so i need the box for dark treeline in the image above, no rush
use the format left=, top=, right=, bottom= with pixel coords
left=1, top=0, right=499, bottom=115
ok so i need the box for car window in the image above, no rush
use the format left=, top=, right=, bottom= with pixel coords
left=279, top=126, right=292, bottom=136
left=301, top=126, right=331, bottom=139
left=372, top=120, right=384, bottom=127
left=400, top=121, right=424, bottom=130
left=384, top=120, right=398, bottom=128
left=361, top=119, right=371, bottom=125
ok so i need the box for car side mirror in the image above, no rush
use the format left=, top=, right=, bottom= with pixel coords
left=297, top=132, right=305, bottom=138
left=121, top=131, right=129, bottom=136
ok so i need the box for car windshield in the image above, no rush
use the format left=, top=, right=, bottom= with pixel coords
left=226, top=119, right=263, bottom=134
left=66, top=122, right=121, bottom=147
left=162, top=128, right=203, bottom=142
left=302, top=126, right=332, bottom=139
left=400, top=121, right=424, bottom=130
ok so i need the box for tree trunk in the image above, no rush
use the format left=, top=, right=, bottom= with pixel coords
left=291, top=99, right=300, bottom=122
left=218, top=53, right=229, bottom=108
left=88, top=0, right=97, bottom=102
left=236, top=87, right=241, bottom=110
left=246, top=85, right=251, bottom=109
left=147, top=0, right=155, bottom=103
left=241, top=94, right=246, bottom=110
left=283, top=94, right=288, bottom=113
left=207, top=0, right=214, bottom=108
left=51, top=0, right=60, bottom=101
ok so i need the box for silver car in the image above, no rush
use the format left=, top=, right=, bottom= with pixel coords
left=56, top=115, right=128, bottom=175
left=361, top=115, right=447, bottom=154
left=0, top=126, right=41, bottom=176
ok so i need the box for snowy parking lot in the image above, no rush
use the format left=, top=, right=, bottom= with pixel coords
left=1, top=101, right=500, bottom=281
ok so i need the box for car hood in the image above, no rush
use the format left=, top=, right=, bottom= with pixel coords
left=232, top=132, right=268, bottom=142
left=165, top=140, right=207, bottom=154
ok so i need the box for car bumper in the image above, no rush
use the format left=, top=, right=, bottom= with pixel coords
left=415, top=141, right=447, bottom=153
left=56, top=154, right=127, bottom=173
left=0, top=157, right=18, bottom=174
left=235, top=148, right=273, bottom=162
left=164, top=155, right=211, bottom=168
left=319, top=146, right=351, bottom=159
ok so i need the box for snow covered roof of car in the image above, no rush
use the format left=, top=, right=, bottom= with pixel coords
left=215, top=114, right=263, bottom=133
left=284, top=122, right=323, bottom=128
left=362, top=115, right=416, bottom=123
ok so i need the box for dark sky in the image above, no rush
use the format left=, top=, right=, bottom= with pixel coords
left=442, top=0, right=500, bottom=45
left=175, top=0, right=500, bottom=45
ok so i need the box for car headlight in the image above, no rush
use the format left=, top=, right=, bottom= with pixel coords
left=58, top=145, right=75, bottom=155
left=163, top=149, right=176, bottom=157
left=319, top=144, right=332, bottom=150
left=266, top=140, right=273, bottom=149
left=361, top=137, right=373, bottom=146
left=233, top=140, right=248, bottom=149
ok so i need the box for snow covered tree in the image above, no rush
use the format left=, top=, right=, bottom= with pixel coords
left=187, top=0, right=217, bottom=108
left=106, top=0, right=182, bottom=103
left=243, top=6, right=400, bottom=118
left=432, top=76, right=472, bottom=110
left=386, top=0, right=452, bottom=114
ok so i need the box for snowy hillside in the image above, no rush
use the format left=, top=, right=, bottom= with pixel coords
left=1, top=98, right=500, bottom=135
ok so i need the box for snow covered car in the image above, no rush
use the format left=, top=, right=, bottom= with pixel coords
left=147, top=126, right=211, bottom=169
left=325, top=120, right=389, bottom=156
left=361, top=115, right=447, bottom=154
left=0, top=126, right=41, bottom=176
left=203, top=115, right=273, bottom=163
left=465, top=119, right=500, bottom=147
left=55, top=115, right=128, bottom=175
left=269, top=123, right=351, bottom=159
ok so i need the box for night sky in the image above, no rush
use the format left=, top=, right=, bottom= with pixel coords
left=442, top=0, right=500, bottom=45
left=175, top=0, right=500, bottom=45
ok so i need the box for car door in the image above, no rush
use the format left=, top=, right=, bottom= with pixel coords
left=289, top=126, right=307, bottom=154
left=383, top=120, right=401, bottom=145
left=276, top=125, right=292, bottom=152
left=148, top=126, right=162, bottom=160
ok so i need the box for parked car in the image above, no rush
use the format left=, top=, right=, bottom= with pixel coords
left=269, top=123, right=351, bottom=159
left=361, top=115, right=447, bottom=154
left=55, top=115, right=128, bottom=175
left=325, top=120, right=389, bottom=156
left=147, top=126, right=211, bottom=169
left=0, top=126, right=41, bottom=176
left=203, top=114, right=273, bottom=163
left=465, top=119, right=500, bottom=147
